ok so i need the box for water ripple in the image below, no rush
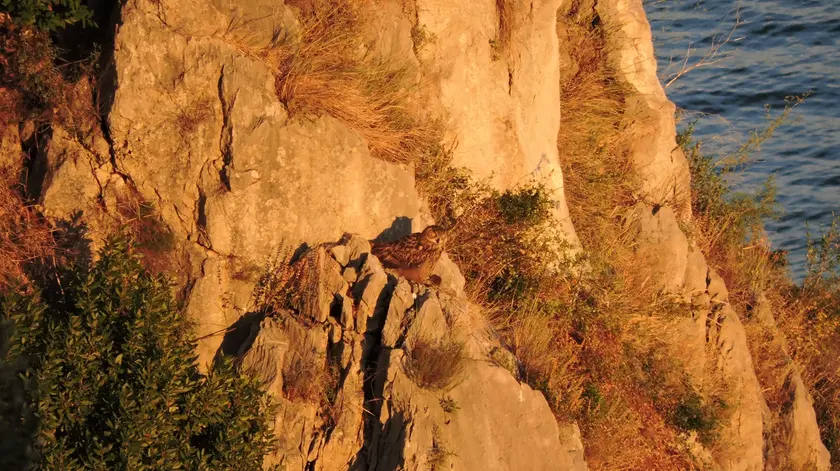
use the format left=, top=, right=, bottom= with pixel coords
left=646, top=0, right=840, bottom=281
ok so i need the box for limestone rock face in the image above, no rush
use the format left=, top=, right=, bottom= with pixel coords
left=108, top=0, right=421, bottom=257
left=596, top=0, right=691, bottom=215
left=37, top=0, right=424, bottom=365
left=623, top=203, right=690, bottom=293
left=751, top=297, right=831, bottom=470
left=230, top=235, right=588, bottom=471
left=26, top=0, right=831, bottom=468
left=603, top=1, right=830, bottom=467
left=409, top=0, right=579, bottom=245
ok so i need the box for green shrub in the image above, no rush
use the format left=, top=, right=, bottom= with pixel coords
left=0, top=236, right=275, bottom=470
left=681, top=122, right=779, bottom=243
left=1, top=0, right=94, bottom=31
left=498, top=185, right=551, bottom=225
left=671, top=393, right=724, bottom=445
left=423, top=170, right=562, bottom=304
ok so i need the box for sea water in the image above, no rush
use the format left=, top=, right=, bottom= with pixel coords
left=645, top=0, right=840, bottom=280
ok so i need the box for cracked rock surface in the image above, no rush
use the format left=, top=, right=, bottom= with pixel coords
left=231, top=234, right=587, bottom=471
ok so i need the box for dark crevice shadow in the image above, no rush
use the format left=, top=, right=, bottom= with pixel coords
left=352, top=273, right=402, bottom=469
left=215, top=311, right=264, bottom=361
left=290, top=242, right=311, bottom=264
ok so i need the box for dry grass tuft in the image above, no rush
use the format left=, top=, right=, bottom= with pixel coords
left=174, top=96, right=214, bottom=138
left=404, top=336, right=466, bottom=391
left=508, top=302, right=583, bottom=417
left=282, top=346, right=330, bottom=403
left=556, top=3, right=633, bottom=250
left=113, top=192, right=177, bottom=275
left=227, top=0, right=441, bottom=164
left=0, top=169, right=55, bottom=289
left=492, top=0, right=517, bottom=61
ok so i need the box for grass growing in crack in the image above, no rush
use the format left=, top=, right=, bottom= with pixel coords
left=427, top=426, right=454, bottom=471
left=491, top=0, right=517, bottom=61
left=282, top=346, right=326, bottom=402
left=404, top=337, right=465, bottom=391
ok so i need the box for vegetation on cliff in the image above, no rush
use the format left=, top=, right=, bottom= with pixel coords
left=0, top=0, right=837, bottom=469
left=0, top=237, right=275, bottom=470
left=0, top=12, right=276, bottom=470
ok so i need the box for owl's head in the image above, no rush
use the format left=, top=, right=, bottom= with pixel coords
left=420, top=225, right=446, bottom=246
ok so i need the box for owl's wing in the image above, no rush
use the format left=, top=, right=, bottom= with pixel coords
left=371, top=234, right=430, bottom=268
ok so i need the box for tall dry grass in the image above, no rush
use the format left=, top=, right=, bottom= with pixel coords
left=772, top=219, right=840, bottom=461
left=226, top=0, right=440, bottom=165
left=549, top=4, right=727, bottom=468
left=556, top=3, right=633, bottom=251
left=492, top=0, right=517, bottom=60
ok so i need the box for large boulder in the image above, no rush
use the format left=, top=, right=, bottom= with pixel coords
left=232, top=235, right=588, bottom=471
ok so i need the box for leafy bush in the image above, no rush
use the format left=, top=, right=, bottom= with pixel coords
left=671, top=393, right=724, bottom=444
left=0, top=14, right=63, bottom=119
left=498, top=185, right=552, bottom=225
left=422, top=168, right=564, bottom=304
left=1, top=1, right=93, bottom=32
left=0, top=236, right=275, bottom=470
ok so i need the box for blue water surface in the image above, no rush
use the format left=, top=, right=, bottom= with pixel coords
left=644, top=0, right=840, bottom=280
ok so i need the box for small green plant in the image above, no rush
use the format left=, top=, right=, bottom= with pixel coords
left=410, top=22, right=436, bottom=55
left=498, top=184, right=552, bottom=225
left=0, top=236, right=275, bottom=470
left=439, top=396, right=459, bottom=414
left=581, top=382, right=604, bottom=413
left=404, top=337, right=465, bottom=391
left=489, top=38, right=502, bottom=61
left=1, top=0, right=94, bottom=31
left=671, top=393, right=725, bottom=445
left=488, top=346, right=519, bottom=379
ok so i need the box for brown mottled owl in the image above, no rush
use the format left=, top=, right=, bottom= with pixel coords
left=370, top=225, right=447, bottom=283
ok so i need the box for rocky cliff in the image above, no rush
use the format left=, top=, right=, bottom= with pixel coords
left=25, top=0, right=830, bottom=469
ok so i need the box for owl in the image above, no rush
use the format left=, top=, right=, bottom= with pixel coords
left=370, top=225, right=447, bottom=283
